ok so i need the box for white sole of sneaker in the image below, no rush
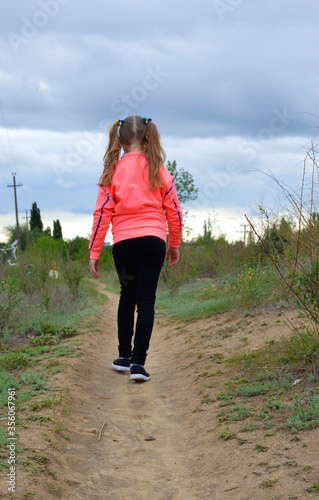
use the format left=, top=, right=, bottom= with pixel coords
left=112, top=364, right=130, bottom=372
left=130, top=374, right=151, bottom=381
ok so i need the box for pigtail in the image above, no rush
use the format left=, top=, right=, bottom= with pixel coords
left=99, top=122, right=122, bottom=187
left=143, top=120, right=165, bottom=190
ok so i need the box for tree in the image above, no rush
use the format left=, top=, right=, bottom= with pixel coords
left=53, top=220, right=62, bottom=240
left=166, top=161, right=198, bottom=204
left=263, top=216, right=294, bottom=255
left=4, top=224, right=29, bottom=251
left=44, top=226, right=52, bottom=237
left=30, top=202, right=43, bottom=233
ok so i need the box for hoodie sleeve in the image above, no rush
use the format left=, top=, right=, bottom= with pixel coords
left=89, top=187, right=116, bottom=259
left=162, top=171, right=183, bottom=248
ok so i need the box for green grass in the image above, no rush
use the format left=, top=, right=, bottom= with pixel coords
left=51, top=344, right=78, bottom=357
left=287, top=391, right=319, bottom=433
left=20, top=370, right=47, bottom=390
left=14, top=279, right=104, bottom=338
left=0, top=351, right=31, bottom=371
left=156, top=279, right=237, bottom=320
left=30, top=392, right=63, bottom=411
left=0, top=371, right=19, bottom=408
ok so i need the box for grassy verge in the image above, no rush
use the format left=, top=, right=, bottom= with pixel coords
left=157, top=273, right=319, bottom=450
left=156, top=278, right=237, bottom=321
left=198, top=322, right=319, bottom=438
left=156, top=263, right=282, bottom=321
left=0, top=277, right=106, bottom=483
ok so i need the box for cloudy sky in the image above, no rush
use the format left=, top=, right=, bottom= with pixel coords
left=1, top=0, right=319, bottom=244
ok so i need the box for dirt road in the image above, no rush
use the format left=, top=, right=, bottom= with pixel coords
left=58, top=288, right=217, bottom=499
left=5, top=285, right=319, bottom=499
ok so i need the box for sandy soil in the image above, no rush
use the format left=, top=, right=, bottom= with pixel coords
left=1, top=284, right=319, bottom=499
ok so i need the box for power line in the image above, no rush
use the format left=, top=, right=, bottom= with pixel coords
left=7, top=173, right=22, bottom=252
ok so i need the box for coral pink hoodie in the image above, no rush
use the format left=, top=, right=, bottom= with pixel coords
left=89, top=152, right=183, bottom=259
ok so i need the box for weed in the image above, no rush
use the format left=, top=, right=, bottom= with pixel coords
left=237, top=437, right=248, bottom=445
left=209, top=353, right=224, bottom=364
left=34, top=454, right=49, bottom=465
left=307, top=482, right=319, bottom=492
left=25, top=415, right=51, bottom=423
left=45, top=359, right=62, bottom=368
left=265, top=338, right=275, bottom=345
left=20, top=370, right=47, bottom=390
left=201, top=333, right=212, bottom=339
left=201, top=395, right=215, bottom=404
left=262, top=478, right=278, bottom=487
left=263, top=419, right=274, bottom=430
left=0, top=427, right=10, bottom=449
left=0, top=267, right=24, bottom=331
left=280, top=326, right=319, bottom=365
left=54, top=421, right=67, bottom=433
left=200, top=371, right=215, bottom=378
left=235, top=374, right=291, bottom=398
left=17, top=390, right=36, bottom=404
left=29, top=334, right=59, bottom=346
left=52, top=344, right=77, bottom=357
left=256, top=444, right=269, bottom=452
left=218, top=430, right=236, bottom=440
left=287, top=391, right=319, bottom=432
left=218, top=400, right=235, bottom=407
left=263, top=398, right=284, bottom=411
left=236, top=262, right=277, bottom=308
left=217, top=404, right=254, bottom=424
left=239, top=337, right=249, bottom=344
left=283, top=460, right=298, bottom=466
left=303, top=465, right=313, bottom=471
left=0, top=351, right=31, bottom=371
left=21, top=346, right=51, bottom=359
left=216, top=325, right=237, bottom=338
left=30, top=392, right=63, bottom=411
left=0, top=371, right=19, bottom=408
left=240, top=421, right=258, bottom=432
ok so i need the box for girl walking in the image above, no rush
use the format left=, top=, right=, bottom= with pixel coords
left=89, top=116, right=182, bottom=382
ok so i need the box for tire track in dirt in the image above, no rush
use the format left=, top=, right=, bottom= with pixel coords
left=59, top=285, right=213, bottom=500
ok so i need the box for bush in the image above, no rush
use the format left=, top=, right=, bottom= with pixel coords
left=235, top=261, right=279, bottom=308
left=0, top=267, right=24, bottom=330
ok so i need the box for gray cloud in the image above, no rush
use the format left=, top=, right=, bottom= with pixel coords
left=1, top=1, right=319, bottom=241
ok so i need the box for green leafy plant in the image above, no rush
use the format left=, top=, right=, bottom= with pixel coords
left=307, top=482, right=319, bottom=492
left=0, top=267, right=24, bottom=331
left=218, top=430, right=236, bottom=440
left=235, top=261, right=277, bottom=308
left=287, top=391, right=319, bottom=432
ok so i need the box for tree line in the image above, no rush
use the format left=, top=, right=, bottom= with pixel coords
left=3, top=202, right=63, bottom=252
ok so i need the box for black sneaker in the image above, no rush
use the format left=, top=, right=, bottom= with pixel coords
left=112, top=358, right=130, bottom=372
left=130, top=365, right=151, bottom=382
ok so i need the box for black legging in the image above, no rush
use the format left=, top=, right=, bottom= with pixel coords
left=112, top=236, right=166, bottom=365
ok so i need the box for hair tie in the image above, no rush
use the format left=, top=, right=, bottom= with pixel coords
left=115, top=119, right=123, bottom=127
left=143, top=117, right=152, bottom=125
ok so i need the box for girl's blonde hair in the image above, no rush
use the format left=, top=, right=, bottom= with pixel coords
left=99, top=115, right=166, bottom=189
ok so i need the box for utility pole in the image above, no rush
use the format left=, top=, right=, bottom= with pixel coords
left=237, top=224, right=250, bottom=246
left=7, top=173, right=22, bottom=253
left=23, top=209, right=30, bottom=244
